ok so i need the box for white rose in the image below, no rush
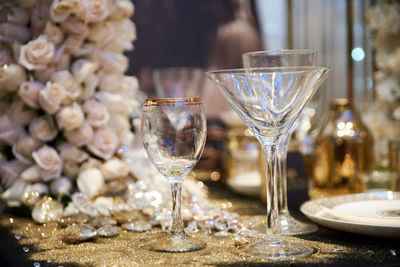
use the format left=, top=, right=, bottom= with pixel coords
left=39, top=81, right=65, bottom=114
left=29, top=115, right=58, bottom=142
left=95, top=91, right=128, bottom=115
left=9, top=99, right=37, bottom=125
left=50, top=177, right=72, bottom=196
left=103, top=20, right=136, bottom=52
left=64, top=35, right=85, bottom=54
left=88, top=21, right=113, bottom=44
left=96, top=50, right=128, bottom=74
left=56, top=103, right=85, bottom=131
left=108, top=114, right=130, bottom=134
left=18, top=81, right=43, bottom=108
left=71, top=59, right=97, bottom=82
left=99, top=73, right=122, bottom=92
left=121, top=76, right=139, bottom=97
left=76, top=0, right=110, bottom=23
left=44, top=23, right=64, bottom=45
left=12, top=135, right=42, bottom=163
left=393, top=106, right=400, bottom=121
left=83, top=99, right=110, bottom=127
left=58, top=143, right=88, bottom=163
left=100, top=157, right=130, bottom=180
left=63, top=160, right=80, bottom=179
left=21, top=183, right=49, bottom=204
left=1, top=179, right=27, bottom=206
left=0, top=160, right=29, bottom=188
left=50, top=0, right=78, bottom=22
left=0, top=23, right=30, bottom=44
left=64, top=122, right=93, bottom=147
left=109, top=0, right=134, bottom=19
left=19, top=35, right=55, bottom=70
left=80, top=74, right=99, bottom=100
left=71, top=43, right=95, bottom=57
left=87, top=127, right=119, bottom=160
left=5, top=5, right=30, bottom=26
left=20, top=165, right=41, bottom=182
left=77, top=168, right=104, bottom=199
left=32, top=145, right=63, bottom=181
left=61, top=16, right=89, bottom=37
left=0, top=114, right=23, bottom=145
left=0, top=64, right=27, bottom=92
left=51, top=71, right=81, bottom=103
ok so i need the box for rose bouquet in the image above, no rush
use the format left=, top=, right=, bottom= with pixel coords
left=0, top=0, right=140, bottom=221
left=365, top=0, right=400, bottom=166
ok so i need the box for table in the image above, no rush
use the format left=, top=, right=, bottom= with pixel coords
left=0, top=152, right=399, bottom=266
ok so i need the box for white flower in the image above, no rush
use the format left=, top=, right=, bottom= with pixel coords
left=109, top=0, right=134, bottom=20
left=88, top=21, right=113, bottom=44
left=12, top=135, right=42, bottom=163
left=367, top=2, right=400, bottom=34
left=50, top=0, right=79, bottom=22
left=64, top=122, right=93, bottom=147
left=18, top=80, right=43, bottom=108
left=39, top=81, right=65, bottom=114
left=108, top=114, right=130, bottom=134
left=71, top=59, right=97, bottom=83
left=87, top=127, right=119, bottom=160
left=29, top=115, right=58, bottom=142
left=51, top=70, right=81, bottom=103
left=20, top=165, right=41, bottom=182
left=76, top=0, right=110, bottom=23
left=34, top=66, right=55, bottom=83
left=44, top=23, right=64, bottom=45
left=64, top=34, right=85, bottom=54
left=9, top=99, right=37, bottom=126
left=1, top=179, right=27, bottom=206
left=56, top=103, right=85, bottom=131
left=32, top=145, right=63, bottom=181
left=77, top=168, right=104, bottom=199
left=119, top=131, right=135, bottom=147
left=96, top=91, right=129, bottom=115
left=19, top=35, right=55, bottom=71
left=103, top=20, right=136, bottom=52
left=376, top=77, right=400, bottom=102
left=61, top=16, right=89, bottom=37
left=96, top=50, right=128, bottom=74
left=393, top=106, right=400, bottom=121
left=55, top=52, right=71, bottom=71
left=83, top=99, right=110, bottom=127
left=0, top=63, right=27, bottom=92
left=101, top=157, right=129, bottom=180
left=80, top=74, right=99, bottom=100
left=99, top=73, right=122, bottom=92
left=50, top=177, right=72, bottom=196
left=58, top=143, right=88, bottom=163
left=0, top=23, right=30, bottom=44
left=22, top=183, right=49, bottom=204
left=4, top=5, right=30, bottom=26
left=0, top=114, right=23, bottom=145
left=0, top=160, right=29, bottom=188
left=121, top=76, right=139, bottom=97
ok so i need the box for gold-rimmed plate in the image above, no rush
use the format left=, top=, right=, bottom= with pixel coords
left=300, top=191, right=400, bottom=238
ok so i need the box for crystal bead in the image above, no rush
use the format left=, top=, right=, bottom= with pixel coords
left=60, top=224, right=97, bottom=244
left=91, top=216, right=117, bottom=228
left=113, top=211, right=139, bottom=224
left=96, top=225, right=120, bottom=237
left=122, top=221, right=151, bottom=232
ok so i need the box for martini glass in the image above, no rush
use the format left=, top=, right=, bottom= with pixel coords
left=242, top=50, right=319, bottom=235
left=141, top=98, right=207, bottom=252
left=206, top=66, right=330, bottom=259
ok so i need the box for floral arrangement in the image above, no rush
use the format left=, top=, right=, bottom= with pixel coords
left=365, top=0, right=400, bottom=166
left=0, top=0, right=140, bottom=218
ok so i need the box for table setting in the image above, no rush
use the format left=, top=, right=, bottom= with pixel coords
left=0, top=0, right=399, bottom=266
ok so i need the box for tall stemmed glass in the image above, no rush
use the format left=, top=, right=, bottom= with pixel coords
left=207, top=66, right=330, bottom=259
left=141, top=98, right=207, bottom=252
left=242, top=49, right=319, bottom=235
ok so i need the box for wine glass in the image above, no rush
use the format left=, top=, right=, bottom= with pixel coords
left=141, top=97, right=207, bottom=252
left=206, top=66, right=330, bottom=259
left=242, top=49, right=319, bottom=235
left=152, top=67, right=204, bottom=98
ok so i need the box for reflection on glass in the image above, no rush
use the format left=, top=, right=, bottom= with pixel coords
left=141, top=97, right=207, bottom=252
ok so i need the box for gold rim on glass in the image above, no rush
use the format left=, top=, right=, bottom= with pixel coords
left=144, top=97, right=202, bottom=106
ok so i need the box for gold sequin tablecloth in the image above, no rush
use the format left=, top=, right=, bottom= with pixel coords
left=0, top=184, right=399, bottom=267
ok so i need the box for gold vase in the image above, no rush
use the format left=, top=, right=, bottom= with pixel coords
left=308, top=99, right=374, bottom=199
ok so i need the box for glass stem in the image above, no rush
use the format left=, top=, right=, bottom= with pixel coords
left=261, top=144, right=281, bottom=238
left=170, top=182, right=184, bottom=236
left=278, top=135, right=290, bottom=216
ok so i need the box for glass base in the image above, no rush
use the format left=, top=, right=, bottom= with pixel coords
left=278, top=213, right=318, bottom=235
left=150, top=233, right=206, bottom=253
left=240, top=238, right=316, bottom=260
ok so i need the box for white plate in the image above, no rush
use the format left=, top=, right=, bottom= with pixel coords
left=300, top=191, right=400, bottom=238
